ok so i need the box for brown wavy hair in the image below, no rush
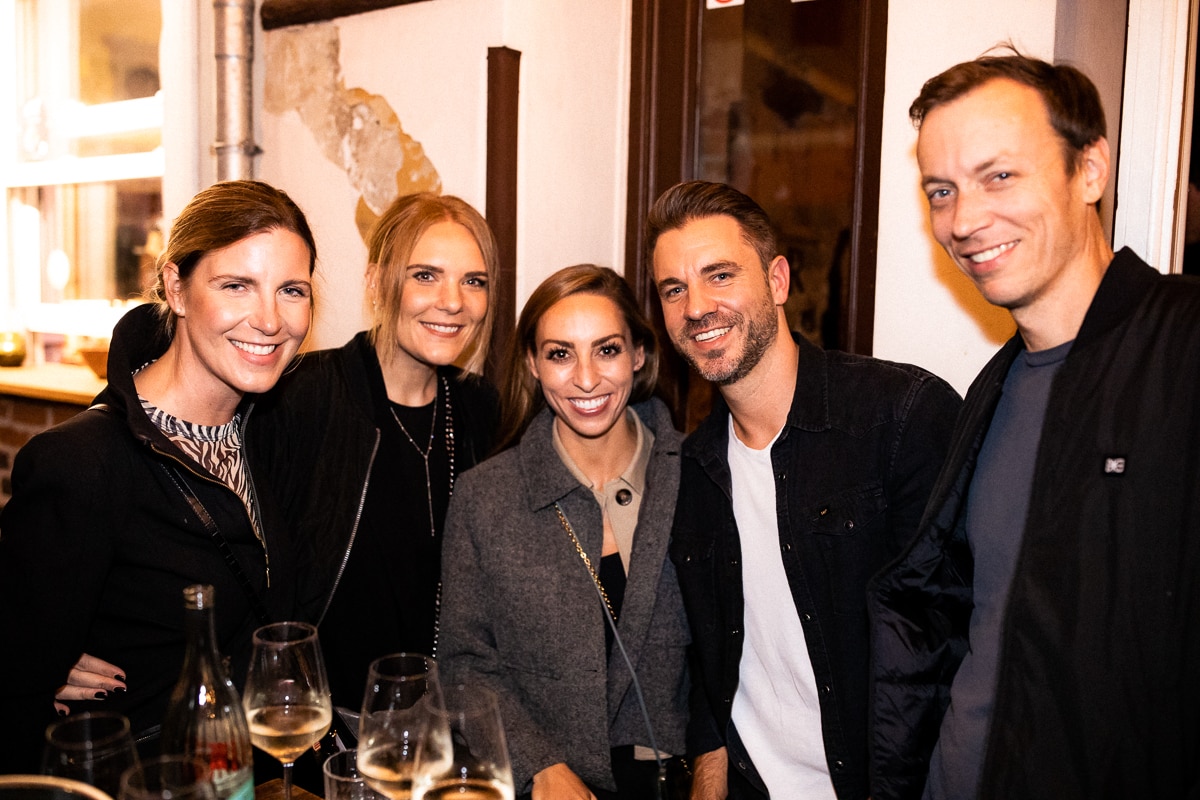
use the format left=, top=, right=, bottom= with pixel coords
left=496, top=264, right=659, bottom=450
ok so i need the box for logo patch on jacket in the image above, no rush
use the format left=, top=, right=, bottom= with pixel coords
left=1104, top=456, right=1126, bottom=475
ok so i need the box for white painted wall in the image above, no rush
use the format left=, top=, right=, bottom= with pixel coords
left=255, top=0, right=630, bottom=351
left=871, top=0, right=1057, bottom=394
left=243, top=0, right=1187, bottom=394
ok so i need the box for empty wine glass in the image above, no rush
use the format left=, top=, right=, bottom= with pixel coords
left=43, top=711, right=140, bottom=797
left=242, top=622, right=333, bottom=800
left=356, top=654, right=446, bottom=800
left=118, top=755, right=216, bottom=800
left=412, top=686, right=513, bottom=800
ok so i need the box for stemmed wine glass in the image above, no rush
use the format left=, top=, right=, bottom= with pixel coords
left=43, top=711, right=141, bottom=798
left=242, top=621, right=333, bottom=800
left=356, top=653, right=447, bottom=800
left=411, top=685, right=513, bottom=800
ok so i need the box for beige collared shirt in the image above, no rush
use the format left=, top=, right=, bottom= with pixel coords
left=551, top=409, right=655, bottom=574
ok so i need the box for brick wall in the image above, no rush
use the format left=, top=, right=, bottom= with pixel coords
left=0, top=395, right=88, bottom=509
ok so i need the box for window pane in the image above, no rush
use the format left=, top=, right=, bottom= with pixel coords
left=7, top=179, right=163, bottom=303
left=697, top=0, right=862, bottom=349
left=16, top=0, right=162, bottom=162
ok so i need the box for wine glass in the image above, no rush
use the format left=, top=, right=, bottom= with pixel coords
left=242, top=621, right=333, bottom=800
left=356, top=653, right=446, bottom=800
left=118, top=755, right=216, bottom=800
left=412, top=685, right=513, bottom=800
left=43, top=711, right=141, bottom=797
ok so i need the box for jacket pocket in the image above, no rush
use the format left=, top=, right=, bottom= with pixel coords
left=804, top=482, right=886, bottom=536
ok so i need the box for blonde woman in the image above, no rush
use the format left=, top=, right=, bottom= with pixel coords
left=251, top=193, right=500, bottom=709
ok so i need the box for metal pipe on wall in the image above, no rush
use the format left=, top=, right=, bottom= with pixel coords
left=213, top=0, right=259, bottom=180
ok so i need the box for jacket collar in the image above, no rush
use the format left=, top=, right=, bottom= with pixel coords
left=1073, top=247, right=1158, bottom=349
left=519, top=399, right=679, bottom=512
left=684, top=331, right=824, bottom=461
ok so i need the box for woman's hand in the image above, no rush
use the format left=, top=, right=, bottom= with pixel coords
left=54, top=653, right=126, bottom=715
left=531, top=762, right=594, bottom=800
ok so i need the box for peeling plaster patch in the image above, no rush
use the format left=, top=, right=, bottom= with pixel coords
left=265, top=23, right=441, bottom=241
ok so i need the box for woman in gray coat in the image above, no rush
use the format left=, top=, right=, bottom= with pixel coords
left=439, top=265, right=690, bottom=799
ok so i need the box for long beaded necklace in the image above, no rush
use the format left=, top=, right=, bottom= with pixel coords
left=388, top=375, right=456, bottom=538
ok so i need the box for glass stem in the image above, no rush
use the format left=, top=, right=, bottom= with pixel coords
left=282, top=761, right=294, bottom=800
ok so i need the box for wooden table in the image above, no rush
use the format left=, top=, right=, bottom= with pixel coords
left=255, top=778, right=322, bottom=800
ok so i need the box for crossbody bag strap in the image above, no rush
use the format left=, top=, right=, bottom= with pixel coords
left=554, top=502, right=618, bottom=624
left=162, top=463, right=271, bottom=625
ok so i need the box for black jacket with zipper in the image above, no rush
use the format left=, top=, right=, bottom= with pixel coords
left=0, top=303, right=294, bottom=771
left=869, top=249, right=1200, bottom=800
left=247, top=332, right=498, bottom=707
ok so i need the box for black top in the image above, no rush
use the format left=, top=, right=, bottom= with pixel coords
left=249, top=332, right=499, bottom=710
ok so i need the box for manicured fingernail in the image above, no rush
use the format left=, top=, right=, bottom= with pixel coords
left=113, top=686, right=126, bottom=694
left=94, top=691, right=107, bottom=700
left=114, top=674, right=126, bottom=682
left=57, top=708, right=67, bottom=716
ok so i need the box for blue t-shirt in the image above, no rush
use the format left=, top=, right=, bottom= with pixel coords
left=924, top=339, right=1072, bottom=800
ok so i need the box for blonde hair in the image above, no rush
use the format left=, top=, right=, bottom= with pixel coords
left=365, top=193, right=498, bottom=374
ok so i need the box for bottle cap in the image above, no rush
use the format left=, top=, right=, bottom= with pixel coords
left=183, top=584, right=214, bottom=610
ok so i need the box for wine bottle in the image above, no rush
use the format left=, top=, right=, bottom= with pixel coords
left=161, top=584, right=255, bottom=800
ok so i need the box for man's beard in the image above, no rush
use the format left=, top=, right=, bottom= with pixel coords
left=675, top=296, right=778, bottom=386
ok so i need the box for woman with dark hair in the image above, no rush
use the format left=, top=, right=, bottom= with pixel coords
left=439, top=265, right=690, bottom=800
left=249, top=192, right=500, bottom=710
left=0, top=180, right=316, bottom=771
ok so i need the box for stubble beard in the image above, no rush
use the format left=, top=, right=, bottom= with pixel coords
left=675, top=295, right=779, bottom=386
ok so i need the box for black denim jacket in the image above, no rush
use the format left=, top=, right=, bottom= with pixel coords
left=670, top=333, right=960, bottom=799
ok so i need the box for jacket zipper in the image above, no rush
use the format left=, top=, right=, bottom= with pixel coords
left=317, top=428, right=381, bottom=625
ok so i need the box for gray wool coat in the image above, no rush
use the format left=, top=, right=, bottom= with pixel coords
left=439, top=398, right=690, bottom=795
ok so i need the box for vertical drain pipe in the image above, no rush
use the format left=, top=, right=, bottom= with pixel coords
left=213, top=0, right=259, bottom=180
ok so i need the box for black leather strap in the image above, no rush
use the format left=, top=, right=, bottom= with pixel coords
left=162, top=463, right=271, bottom=625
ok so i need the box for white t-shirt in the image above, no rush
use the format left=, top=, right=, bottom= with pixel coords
left=727, top=417, right=837, bottom=798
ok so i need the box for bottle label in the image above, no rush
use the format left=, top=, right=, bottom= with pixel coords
left=213, top=767, right=254, bottom=800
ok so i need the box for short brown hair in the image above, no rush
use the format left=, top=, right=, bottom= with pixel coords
left=646, top=181, right=778, bottom=271
left=153, top=180, right=316, bottom=335
left=365, top=193, right=499, bottom=374
left=497, top=264, right=659, bottom=450
left=910, top=49, right=1106, bottom=173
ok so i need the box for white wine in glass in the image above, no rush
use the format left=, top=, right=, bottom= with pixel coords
left=412, top=685, right=513, bottom=800
left=242, top=622, right=332, bottom=800
left=357, top=653, right=446, bottom=800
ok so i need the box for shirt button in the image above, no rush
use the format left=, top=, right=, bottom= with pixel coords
left=782, top=542, right=793, bottom=552
left=802, top=612, right=813, bottom=622
left=616, top=488, right=632, bottom=506
left=844, top=519, right=855, bottom=531
left=821, top=684, right=832, bottom=694
left=833, top=760, right=845, bottom=772
left=730, top=628, right=741, bottom=636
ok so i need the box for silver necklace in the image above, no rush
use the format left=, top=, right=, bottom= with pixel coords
left=388, top=375, right=456, bottom=538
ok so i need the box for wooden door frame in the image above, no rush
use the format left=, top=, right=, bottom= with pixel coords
left=624, top=0, right=889, bottom=424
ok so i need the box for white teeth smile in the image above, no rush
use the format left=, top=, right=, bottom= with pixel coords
left=694, top=326, right=731, bottom=343
left=571, top=396, right=608, bottom=412
left=424, top=323, right=461, bottom=334
left=969, top=241, right=1016, bottom=263
left=233, top=341, right=277, bottom=355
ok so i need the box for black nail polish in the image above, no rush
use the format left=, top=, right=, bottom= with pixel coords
left=113, top=686, right=126, bottom=694
left=94, top=691, right=107, bottom=700
left=114, top=674, right=126, bottom=682
left=57, top=708, right=67, bottom=716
